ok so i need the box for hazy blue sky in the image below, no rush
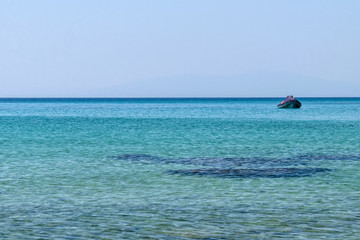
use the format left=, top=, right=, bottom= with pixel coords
left=1, top=0, right=359, bottom=97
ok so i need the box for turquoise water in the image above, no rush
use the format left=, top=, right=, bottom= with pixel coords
left=1, top=98, right=360, bottom=239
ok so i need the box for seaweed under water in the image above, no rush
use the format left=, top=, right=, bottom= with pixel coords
left=111, top=154, right=340, bottom=178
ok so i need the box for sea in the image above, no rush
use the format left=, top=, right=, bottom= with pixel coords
left=0, top=98, right=359, bottom=239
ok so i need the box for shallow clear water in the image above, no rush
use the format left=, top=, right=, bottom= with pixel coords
left=1, top=98, right=360, bottom=239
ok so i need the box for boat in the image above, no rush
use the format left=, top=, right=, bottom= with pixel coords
left=277, top=95, right=301, bottom=108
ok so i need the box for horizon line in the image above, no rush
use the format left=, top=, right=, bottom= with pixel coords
left=0, top=97, right=360, bottom=99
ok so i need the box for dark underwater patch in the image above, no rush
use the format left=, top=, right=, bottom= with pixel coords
left=112, top=154, right=360, bottom=168
left=112, top=154, right=162, bottom=161
left=112, top=154, right=360, bottom=178
left=168, top=168, right=331, bottom=178
left=295, top=155, right=360, bottom=161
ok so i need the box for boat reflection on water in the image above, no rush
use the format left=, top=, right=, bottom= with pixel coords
left=277, top=95, right=302, bottom=108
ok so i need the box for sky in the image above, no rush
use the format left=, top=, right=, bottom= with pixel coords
left=0, top=0, right=359, bottom=97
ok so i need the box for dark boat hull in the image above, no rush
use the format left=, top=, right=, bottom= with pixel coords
left=277, top=100, right=301, bottom=108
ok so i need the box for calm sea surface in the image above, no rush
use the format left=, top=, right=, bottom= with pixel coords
left=1, top=98, right=360, bottom=239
